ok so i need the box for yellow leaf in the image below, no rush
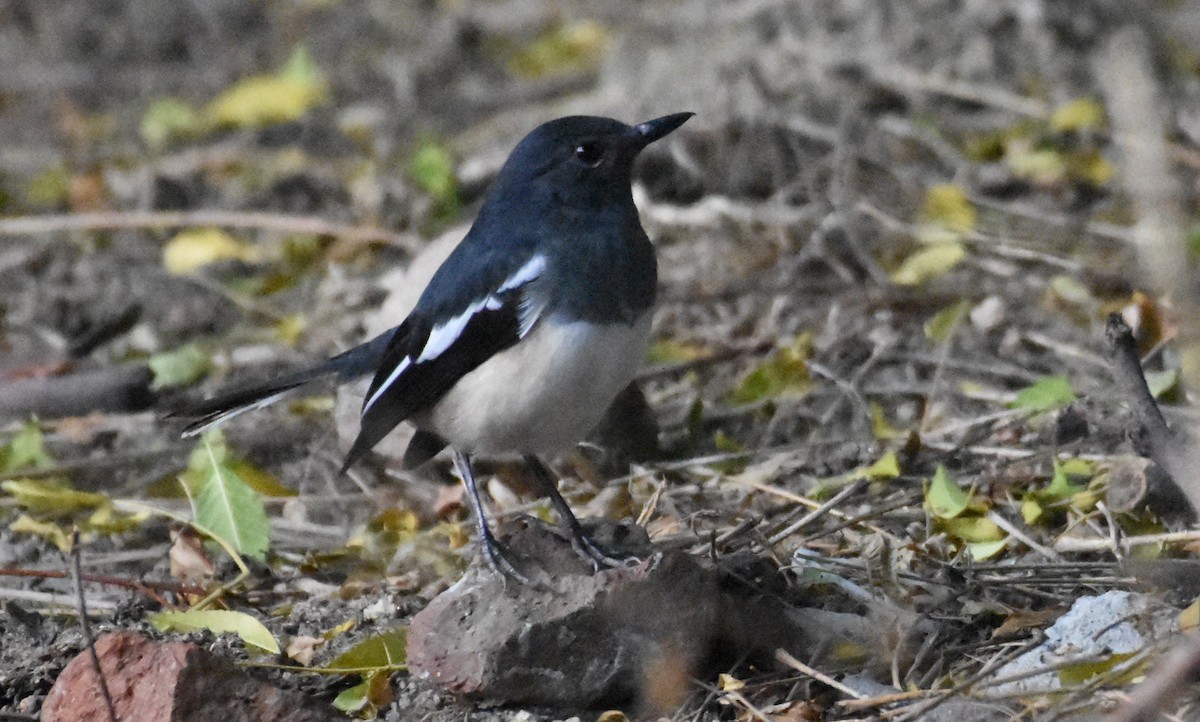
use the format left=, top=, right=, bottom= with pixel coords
left=1069, top=148, right=1115, bottom=185
left=163, top=228, right=258, bottom=274
left=891, top=241, right=966, bottom=286
left=1006, top=144, right=1067, bottom=185
left=2, top=479, right=107, bottom=516
left=1021, top=495, right=1043, bottom=525
left=1181, top=599, right=1200, bottom=631
left=918, top=184, right=976, bottom=241
left=1050, top=98, right=1106, bottom=133
left=718, top=673, right=745, bottom=691
left=1057, top=652, right=1142, bottom=686
left=274, top=314, right=307, bottom=346
left=860, top=450, right=901, bottom=481
left=9, top=514, right=71, bottom=552
left=941, top=515, right=1004, bottom=543
left=967, top=538, right=1008, bottom=561
left=647, top=339, right=709, bottom=364
left=207, top=47, right=326, bottom=129
left=508, top=21, right=608, bottom=79
left=150, top=609, right=281, bottom=654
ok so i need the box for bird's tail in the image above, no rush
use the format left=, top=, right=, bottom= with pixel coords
left=173, top=328, right=396, bottom=436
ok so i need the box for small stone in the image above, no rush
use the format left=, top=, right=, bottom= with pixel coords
left=42, top=631, right=333, bottom=722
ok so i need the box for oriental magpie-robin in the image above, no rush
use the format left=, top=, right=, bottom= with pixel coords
left=179, top=112, right=693, bottom=580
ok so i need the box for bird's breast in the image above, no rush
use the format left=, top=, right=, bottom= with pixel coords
left=416, top=313, right=653, bottom=455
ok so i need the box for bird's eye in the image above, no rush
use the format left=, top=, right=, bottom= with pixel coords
left=574, top=142, right=604, bottom=167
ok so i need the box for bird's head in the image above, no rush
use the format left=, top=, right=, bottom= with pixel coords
left=488, top=113, right=694, bottom=210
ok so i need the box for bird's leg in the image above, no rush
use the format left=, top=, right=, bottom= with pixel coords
left=453, top=450, right=530, bottom=585
left=524, top=455, right=634, bottom=570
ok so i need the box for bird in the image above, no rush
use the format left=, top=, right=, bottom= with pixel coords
left=178, top=112, right=694, bottom=581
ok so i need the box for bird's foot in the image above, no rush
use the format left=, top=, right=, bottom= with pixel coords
left=478, top=528, right=533, bottom=586
left=569, top=528, right=642, bottom=572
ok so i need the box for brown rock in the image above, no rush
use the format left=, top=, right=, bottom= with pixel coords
left=407, top=520, right=724, bottom=714
left=41, top=631, right=333, bottom=722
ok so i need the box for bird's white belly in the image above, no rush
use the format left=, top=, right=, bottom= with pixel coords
left=419, top=314, right=652, bottom=455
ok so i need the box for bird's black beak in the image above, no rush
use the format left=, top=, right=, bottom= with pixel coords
left=635, top=112, right=694, bottom=146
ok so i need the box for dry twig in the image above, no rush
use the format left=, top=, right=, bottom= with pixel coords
left=70, top=531, right=117, bottom=722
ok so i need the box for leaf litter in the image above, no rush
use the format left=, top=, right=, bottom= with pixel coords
left=2, top=1, right=1200, bottom=720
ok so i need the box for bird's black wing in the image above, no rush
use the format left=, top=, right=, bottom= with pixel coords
left=340, top=268, right=546, bottom=472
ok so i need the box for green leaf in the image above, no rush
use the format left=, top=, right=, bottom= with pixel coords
left=333, top=678, right=371, bottom=714
left=26, top=166, right=71, bottom=208
left=0, top=421, right=54, bottom=472
left=141, top=97, right=205, bottom=149
left=1040, top=461, right=1087, bottom=503
left=328, top=629, right=408, bottom=670
left=186, top=435, right=270, bottom=560
left=891, top=241, right=966, bottom=286
left=925, top=466, right=969, bottom=519
left=924, top=300, right=970, bottom=342
left=149, top=609, right=280, bottom=654
left=728, top=334, right=813, bottom=404
left=1145, top=369, right=1179, bottom=399
left=332, top=669, right=393, bottom=715
left=148, top=343, right=212, bottom=389
left=409, top=141, right=455, bottom=201
left=1009, top=375, right=1076, bottom=413
left=1, top=479, right=107, bottom=516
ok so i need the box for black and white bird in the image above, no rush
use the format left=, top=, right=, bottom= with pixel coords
left=180, top=112, right=693, bottom=579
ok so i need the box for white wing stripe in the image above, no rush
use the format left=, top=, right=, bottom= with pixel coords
left=499, top=255, right=546, bottom=292
left=417, top=299, right=485, bottom=363
left=363, top=256, right=546, bottom=414
left=362, top=356, right=412, bottom=413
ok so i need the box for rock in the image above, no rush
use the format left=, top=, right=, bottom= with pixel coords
left=981, top=591, right=1176, bottom=698
left=41, top=631, right=333, bottom=722
left=407, top=521, right=807, bottom=715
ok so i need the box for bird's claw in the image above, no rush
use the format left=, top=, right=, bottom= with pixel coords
left=479, top=529, right=532, bottom=586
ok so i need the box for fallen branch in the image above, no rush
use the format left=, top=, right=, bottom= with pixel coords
left=0, top=363, right=154, bottom=420
left=1102, top=314, right=1199, bottom=516
left=0, top=210, right=421, bottom=253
